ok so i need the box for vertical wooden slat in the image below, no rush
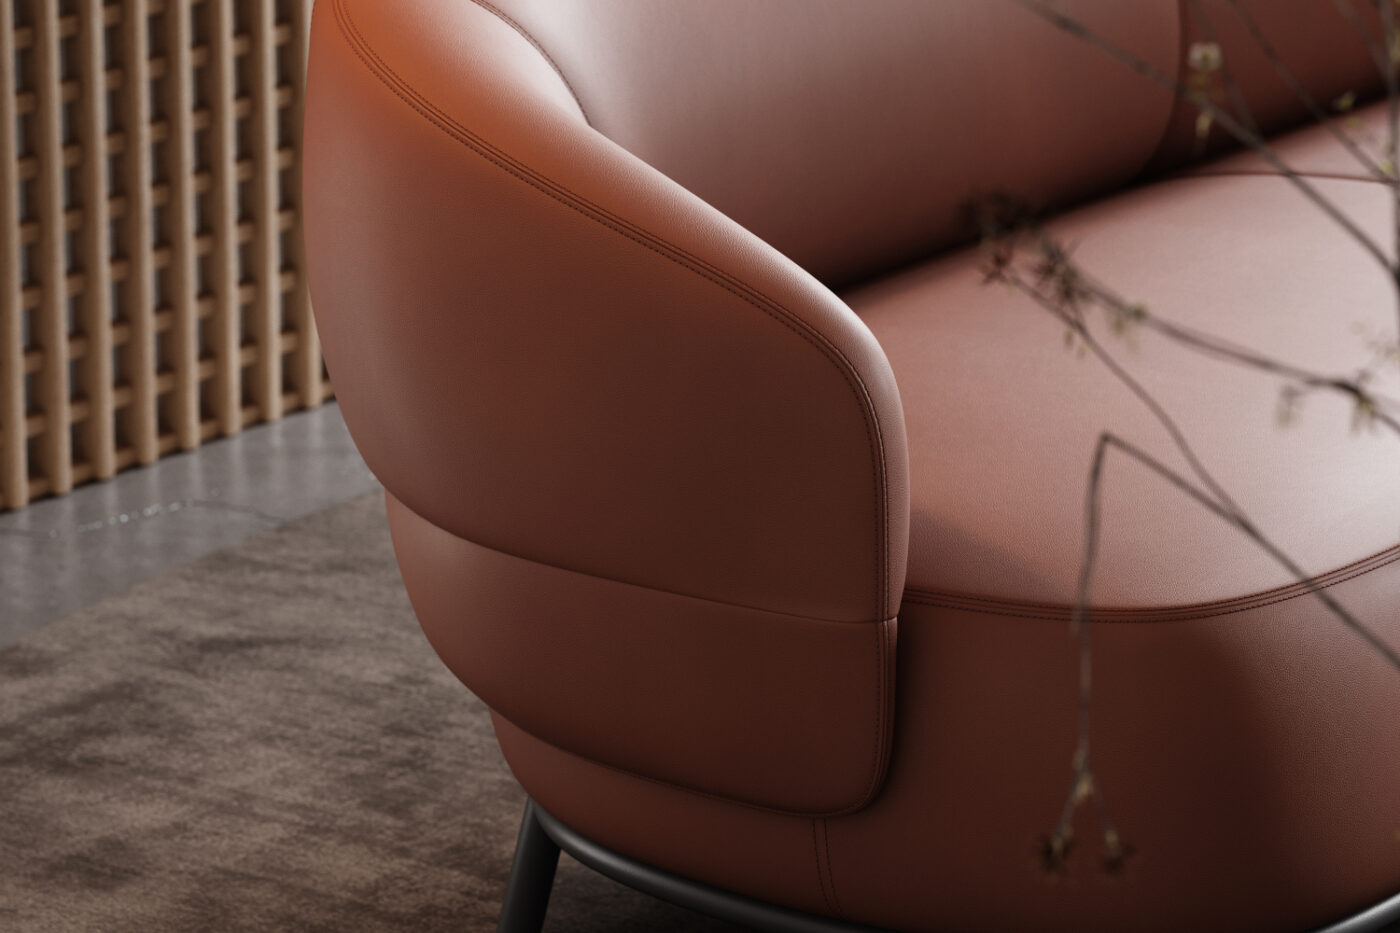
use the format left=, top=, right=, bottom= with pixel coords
left=249, top=0, right=282, bottom=421
left=0, top=5, right=27, bottom=508
left=207, top=0, right=239, bottom=433
left=121, top=0, right=158, bottom=465
left=2, top=0, right=315, bottom=510
left=283, top=0, right=319, bottom=407
left=77, top=0, right=114, bottom=479
left=163, top=0, right=199, bottom=449
left=33, top=0, right=72, bottom=495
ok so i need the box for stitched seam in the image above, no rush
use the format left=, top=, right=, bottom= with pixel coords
left=856, top=620, right=881, bottom=810
left=582, top=745, right=876, bottom=819
left=393, top=491, right=879, bottom=625
left=874, top=620, right=885, bottom=801
left=1185, top=168, right=1388, bottom=184
left=819, top=818, right=845, bottom=919
left=336, top=0, right=894, bottom=814
left=882, top=619, right=892, bottom=771
left=400, top=494, right=899, bottom=818
left=333, top=0, right=890, bottom=628
left=812, top=819, right=836, bottom=916
left=861, top=618, right=886, bottom=805
left=1132, top=0, right=1189, bottom=178
left=902, top=542, right=1400, bottom=622
left=881, top=619, right=894, bottom=771
left=908, top=542, right=1398, bottom=612
left=501, top=706, right=884, bottom=819
left=462, top=0, right=592, bottom=127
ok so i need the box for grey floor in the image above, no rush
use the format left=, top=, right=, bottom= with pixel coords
left=3, top=404, right=1397, bottom=933
left=0, top=402, right=380, bottom=647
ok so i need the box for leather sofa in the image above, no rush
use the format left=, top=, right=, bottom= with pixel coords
left=302, top=1, right=1400, bottom=930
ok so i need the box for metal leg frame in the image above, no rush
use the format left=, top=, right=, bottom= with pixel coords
left=496, top=799, right=561, bottom=933
left=496, top=797, right=1400, bottom=933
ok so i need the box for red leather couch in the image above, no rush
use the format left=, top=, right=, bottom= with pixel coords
left=303, top=1, right=1400, bottom=930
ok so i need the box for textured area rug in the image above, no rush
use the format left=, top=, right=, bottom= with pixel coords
left=0, top=491, right=738, bottom=931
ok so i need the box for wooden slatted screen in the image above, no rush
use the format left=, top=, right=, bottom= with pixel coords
left=0, top=0, right=322, bottom=510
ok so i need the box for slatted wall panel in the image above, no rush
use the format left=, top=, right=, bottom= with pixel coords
left=0, top=0, right=321, bottom=510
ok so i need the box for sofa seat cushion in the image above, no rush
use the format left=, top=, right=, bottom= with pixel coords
left=846, top=163, right=1400, bottom=611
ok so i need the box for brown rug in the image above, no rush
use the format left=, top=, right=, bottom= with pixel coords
left=0, top=491, right=740, bottom=931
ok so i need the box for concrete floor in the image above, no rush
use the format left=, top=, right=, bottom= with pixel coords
left=0, top=402, right=380, bottom=647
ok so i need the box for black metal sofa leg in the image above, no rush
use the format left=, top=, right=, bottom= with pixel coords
left=497, top=799, right=562, bottom=933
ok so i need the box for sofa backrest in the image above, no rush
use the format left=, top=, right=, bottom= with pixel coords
left=484, top=0, right=1385, bottom=287
left=1150, top=0, right=1385, bottom=167
left=484, top=0, right=1182, bottom=286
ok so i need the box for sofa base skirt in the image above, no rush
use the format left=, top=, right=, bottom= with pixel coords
left=495, top=796, right=1400, bottom=933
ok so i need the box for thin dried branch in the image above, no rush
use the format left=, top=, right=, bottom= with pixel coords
left=1382, top=1, right=1400, bottom=284
left=994, top=0, right=1400, bottom=877
left=1186, top=0, right=1261, bottom=140
left=1036, top=417, right=1398, bottom=872
left=992, top=246, right=1400, bottom=666
left=1012, top=0, right=1394, bottom=274
left=1057, top=255, right=1400, bottom=433
left=1355, top=321, right=1400, bottom=385
left=985, top=235, right=1400, bottom=870
left=1079, top=433, right=1398, bottom=671
left=978, top=212, right=1400, bottom=459
left=1223, top=0, right=1390, bottom=179
left=1041, top=430, right=1119, bottom=874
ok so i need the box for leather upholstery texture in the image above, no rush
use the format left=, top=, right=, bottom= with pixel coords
left=303, top=0, right=1400, bottom=929
left=862, top=164, right=1400, bottom=608
left=386, top=492, right=897, bottom=815
left=473, top=0, right=1182, bottom=287
left=304, top=0, right=906, bottom=814
left=495, top=119, right=1400, bottom=931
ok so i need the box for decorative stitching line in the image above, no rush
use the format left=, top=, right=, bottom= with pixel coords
left=462, top=0, right=593, bottom=127
left=499, top=702, right=888, bottom=819
left=394, top=489, right=875, bottom=624
left=397, top=495, right=899, bottom=819
left=332, top=0, right=892, bottom=627
left=911, top=542, right=1400, bottom=612
left=812, top=818, right=836, bottom=916
left=857, top=619, right=881, bottom=815
left=875, top=619, right=885, bottom=798
left=902, top=542, right=1400, bottom=622
left=1185, top=168, right=1386, bottom=184
left=332, top=0, right=899, bottom=816
left=866, top=618, right=888, bottom=804
left=818, top=817, right=845, bottom=919
left=884, top=618, right=892, bottom=768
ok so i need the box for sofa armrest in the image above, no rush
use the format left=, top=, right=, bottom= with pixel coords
left=304, top=0, right=909, bottom=814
